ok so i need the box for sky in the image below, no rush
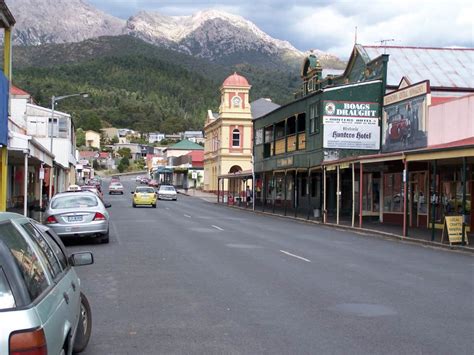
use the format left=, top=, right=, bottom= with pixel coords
left=88, top=0, right=473, bottom=58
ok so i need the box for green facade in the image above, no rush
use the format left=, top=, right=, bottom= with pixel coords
left=254, top=50, right=388, bottom=174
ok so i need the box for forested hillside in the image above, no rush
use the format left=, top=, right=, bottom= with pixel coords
left=12, top=36, right=303, bottom=132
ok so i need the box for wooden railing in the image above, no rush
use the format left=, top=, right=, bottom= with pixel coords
left=287, top=134, right=296, bottom=152
left=275, top=138, right=286, bottom=155
left=298, top=133, right=306, bottom=150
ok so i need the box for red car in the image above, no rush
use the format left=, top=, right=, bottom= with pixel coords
left=386, top=113, right=410, bottom=143
left=148, top=179, right=159, bottom=187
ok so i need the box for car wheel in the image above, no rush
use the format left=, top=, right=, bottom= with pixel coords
left=100, top=230, right=110, bottom=244
left=133, top=203, right=136, bottom=208
left=152, top=203, right=157, bottom=208
left=73, top=293, right=92, bottom=353
left=121, top=192, right=123, bottom=195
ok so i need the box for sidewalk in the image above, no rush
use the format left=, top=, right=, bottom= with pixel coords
left=176, top=188, right=218, bottom=203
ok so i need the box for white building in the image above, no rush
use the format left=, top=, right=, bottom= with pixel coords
left=148, top=132, right=165, bottom=144
left=25, top=103, right=77, bottom=194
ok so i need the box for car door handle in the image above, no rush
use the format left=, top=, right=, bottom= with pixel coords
left=71, top=282, right=76, bottom=292
left=63, top=292, right=70, bottom=304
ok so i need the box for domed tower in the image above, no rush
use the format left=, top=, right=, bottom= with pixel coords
left=203, top=72, right=253, bottom=193
left=219, top=72, right=252, bottom=118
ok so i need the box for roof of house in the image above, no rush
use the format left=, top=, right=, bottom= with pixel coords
left=78, top=151, right=98, bottom=159
left=360, top=45, right=474, bottom=89
left=11, top=85, right=30, bottom=96
left=99, top=152, right=109, bottom=158
left=168, top=140, right=204, bottom=150
left=251, top=98, right=281, bottom=119
left=186, top=150, right=204, bottom=162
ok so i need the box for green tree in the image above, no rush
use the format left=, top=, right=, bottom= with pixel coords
left=110, top=136, right=119, bottom=144
left=117, top=147, right=131, bottom=159
left=76, top=128, right=85, bottom=147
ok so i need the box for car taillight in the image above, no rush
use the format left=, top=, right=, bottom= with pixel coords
left=9, top=328, right=47, bottom=355
left=45, top=215, right=57, bottom=224
left=93, top=212, right=106, bottom=221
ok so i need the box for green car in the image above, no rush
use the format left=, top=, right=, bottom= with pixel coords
left=0, top=212, right=93, bottom=354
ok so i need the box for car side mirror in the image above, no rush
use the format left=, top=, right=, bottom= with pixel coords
left=131, top=191, right=134, bottom=194
left=104, top=202, right=112, bottom=208
left=69, top=252, right=94, bottom=266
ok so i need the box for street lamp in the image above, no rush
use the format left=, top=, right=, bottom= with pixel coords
left=49, top=92, right=89, bottom=199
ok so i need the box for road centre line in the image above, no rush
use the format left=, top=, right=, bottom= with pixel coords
left=280, top=250, right=311, bottom=263
left=212, top=225, right=224, bottom=231
left=184, top=214, right=192, bottom=218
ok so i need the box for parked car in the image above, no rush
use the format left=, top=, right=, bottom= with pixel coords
left=0, top=212, right=93, bottom=354
left=109, top=181, right=124, bottom=195
left=44, top=191, right=111, bottom=243
left=157, top=185, right=178, bottom=201
left=148, top=179, right=159, bottom=188
left=132, top=186, right=157, bottom=208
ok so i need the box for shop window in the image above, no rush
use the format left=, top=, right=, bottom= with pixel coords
left=309, top=103, right=319, bottom=134
left=232, top=129, right=240, bottom=147
left=383, top=173, right=403, bottom=212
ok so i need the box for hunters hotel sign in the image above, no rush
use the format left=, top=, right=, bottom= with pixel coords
left=323, top=101, right=380, bottom=150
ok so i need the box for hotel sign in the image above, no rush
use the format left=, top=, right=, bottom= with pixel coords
left=276, top=156, right=293, bottom=167
left=323, top=101, right=380, bottom=150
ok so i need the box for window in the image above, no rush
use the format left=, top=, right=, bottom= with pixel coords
left=0, top=222, right=49, bottom=301
left=23, top=223, right=62, bottom=279
left=383, top=173, right=403, bottom=212
left=232, top=129, right=240, bottom=147
left=43, top=231, right=68, bottom=270
left=51, top=195, right=98, bottom=209
left=0, top=268, right=15, bottom=310
left=255, top=128, right=263, bottom=145
left=309, top=103, right=319, bottom=134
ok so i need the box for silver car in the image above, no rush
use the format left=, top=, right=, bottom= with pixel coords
left=158, top=185, right=178, bottom=201
left=0, top=212, right=93, bottom=354
left=108, top=181, right=124, bottom=195
left=44, top=191, right=111, bottom=243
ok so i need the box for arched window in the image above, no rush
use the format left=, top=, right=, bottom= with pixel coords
left=232, top=129, right=240, bottom=147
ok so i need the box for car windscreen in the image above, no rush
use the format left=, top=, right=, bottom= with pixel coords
left=51, top=195, right=98, bottom=209
left=160, top=186, right=175, bottom=191
left=136, top=188, right=155, bottom=193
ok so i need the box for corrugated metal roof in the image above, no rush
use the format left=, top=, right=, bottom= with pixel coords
left=362, top=46, right=474, bottom=89
left=251, top=98, right=280, bottom=119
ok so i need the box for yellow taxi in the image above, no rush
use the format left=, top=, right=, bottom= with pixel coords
left=132, top=186, right=157, bottom=208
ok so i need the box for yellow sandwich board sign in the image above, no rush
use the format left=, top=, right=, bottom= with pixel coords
left=441, top=216, right=469, bottom=245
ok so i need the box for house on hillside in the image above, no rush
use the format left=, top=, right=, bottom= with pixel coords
left=148, top=132, right=165, bottom=144
left=85, top=130, right=101, bottom=149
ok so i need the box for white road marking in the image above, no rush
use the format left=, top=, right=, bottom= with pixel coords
left=166, top=207, right=170, bottom=210
left=212, top=225, right=224, bottom=231
left=110, top=221, right=121, bottom=245
left=184, top=214, right=192, bottom=218
left=280, top=250, right=311, bottom=263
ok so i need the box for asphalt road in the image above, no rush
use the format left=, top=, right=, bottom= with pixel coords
left=68, top=176, right=474, bottom=355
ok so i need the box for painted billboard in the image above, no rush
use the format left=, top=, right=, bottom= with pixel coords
left=382, top=81, right=429, bottom=152
left=322, top=101, right=380, bottom=150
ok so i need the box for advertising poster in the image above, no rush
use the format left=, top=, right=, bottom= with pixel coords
left=382, top=81, right=428, bottom=152
left=322, top=101, right=380, bottom=150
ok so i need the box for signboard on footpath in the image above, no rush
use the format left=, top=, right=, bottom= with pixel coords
left=322, top=101, right=380, bottom=150
left=441, top=216, right=469, bottom=245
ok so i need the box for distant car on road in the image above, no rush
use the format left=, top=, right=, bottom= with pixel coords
left=148, top=179, right=159, bottom=188
left=81, top=185, right=104, bottom=200
left=158, top=185, right=178, bottom=201
left=140, top=177, right=150, bottom=185
left=44, top=191, right=111, bottom=244
left=109, top=181, right=124, bottom=195
left=132, top=186, right=157, bottom=208
left=0, top=212, right=93, bottom=354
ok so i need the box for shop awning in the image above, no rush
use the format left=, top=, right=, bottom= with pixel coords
left=219, top=170, right=253, bottom=179
left=406, top=138, right=474, bottom=162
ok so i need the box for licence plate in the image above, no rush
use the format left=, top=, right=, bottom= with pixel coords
left=68, top=216, right=83, bottom=222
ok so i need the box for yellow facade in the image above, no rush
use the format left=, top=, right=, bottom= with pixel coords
left=204, top=73, right=253, bottom=192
